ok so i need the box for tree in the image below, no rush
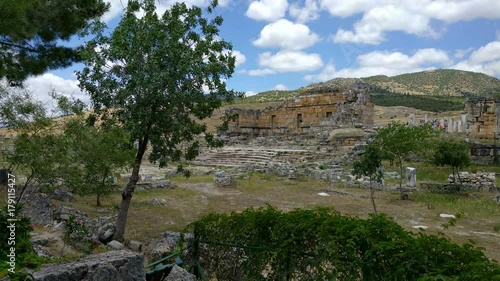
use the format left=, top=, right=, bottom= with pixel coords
left=353, top=143, right=384, bottom=215
left=0, top=0, right=109, bottom=83
left=0, top=91, right=67, bottom=203
left=77, top=0, right=240, bottom=241
left=62, top=116, right=135, bottom=206
left=375, top=121, right=438, bottom=199
left=432, top=139, right=471, bottom=185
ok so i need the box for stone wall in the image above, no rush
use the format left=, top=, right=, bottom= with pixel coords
left=226, top=83, right=374, bottom=136
left=447, top=171, right=496, bottom=191
left=33, top=250, right=145, bottom=281
left=465, top=98, right=500, bottom=139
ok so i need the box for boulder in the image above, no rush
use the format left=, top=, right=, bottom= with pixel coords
left=97, top=223, right=116, bottom=244
left=165, top=265, right=197, bottom=281
left=126, top=240, right=143, bottom=252
left=108, top=240, right=124, bottom=250
left=214, top=171, right=237, bottom=187
left=33, top=250, right=145, bottom=281
left=21, top=193, right=53, bottom=225
left=53, top=206, right=87, bottom=222
left=50, top=189, right=74, bottom=202
left=147, top=198, right=167, bottom=206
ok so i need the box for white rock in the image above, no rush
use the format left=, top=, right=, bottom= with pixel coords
left=108, top=240, right=124, bottom=250
left=317, top=192, right=330, bottom=197
left=439, top=213, right=456, bottom=219
left=412, top=225, right=428, bottom=229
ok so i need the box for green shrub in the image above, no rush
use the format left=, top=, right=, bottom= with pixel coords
left=0, top=206, right=45, bottom=280
left=189, top=206, right=500, bottom=281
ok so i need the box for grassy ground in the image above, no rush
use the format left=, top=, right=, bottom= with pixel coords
left=49, top=171, right=500, bottom=262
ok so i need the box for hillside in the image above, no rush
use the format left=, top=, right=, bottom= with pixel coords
left=240, top=69, right=499, bottom=105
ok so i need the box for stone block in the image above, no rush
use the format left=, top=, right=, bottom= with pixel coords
left=406, top=167, right=416, bottom=187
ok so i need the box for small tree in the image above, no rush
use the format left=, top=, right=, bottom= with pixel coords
left=0, top=91, right=66, bottom=203
left=62, top=117, right=135, bottom=206
left=432, top=139, right=471, bottom=185
left=77, top=0, right=240, bottom=241
left=375, top=121, right=438, bottom=199
left=353, top=143, right=384, bottom=215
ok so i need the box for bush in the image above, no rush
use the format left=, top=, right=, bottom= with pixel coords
left=0, top=206, right=45, bottom=280
left=189, top=206, right=500, bottom=281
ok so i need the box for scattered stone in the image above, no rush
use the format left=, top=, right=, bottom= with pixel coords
left=165, top=265, right=197, bottom=281
left=317, top=192, right=330, bottom=197
left=32, top=250, right=145, bottom=281
left=126, top=240, right=143, bottom=252
left=384, top=171, right=400, bottom=179
left=97, top=223, right=116, bottom=244
left=108, top=240, right=125, bottom=250
left=412, top=225, right=428, bottom=230
left=439, top=213, right=456, bottom=219
left=97, top=208, right=109, bottom=214
left=147, top=198, right=168, bottom=206
left=21, top=193, right=53, bottom=225
left=53, top=206, right=87, bottom=222
left=50, top=189, right=74, bottom=202
left=214, top=171, right=237, bottom=187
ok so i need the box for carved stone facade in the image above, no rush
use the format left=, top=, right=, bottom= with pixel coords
left=226, top=84, right=374, bottom=136
left=465, top=98, right=500, bottom=139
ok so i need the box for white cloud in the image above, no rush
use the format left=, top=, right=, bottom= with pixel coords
left=258, top=51, right=323, bottom=72
left=227, top=50, right=246, bottom=67
left=24, top=73, right=87, bottom=109
left=245, top=91, right=258, bottom=97
left=333, top=5, right=435, bottom=44
left=102, top=0, right=231, bottom=22
left=468, top=41, right=500, bottom=64
left=304, top=48, right=451, bottom=81
left=451, top=41, right=500, bottom=77
left=274, top=84, right=288, bottom=90
left=326, top=0, right=500, bottom=44
left=247, top=68, right=276, bottom=76
left=245, top=0, right=288, bottom=22
left=252, top=19, right=319, bottom=50
left=289, top=0, right=320, bottom=23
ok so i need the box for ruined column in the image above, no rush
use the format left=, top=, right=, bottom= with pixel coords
left=461, top=113, right=467, bottom=133
left=409, top=114, right=415, bottom=126
left=406, top=167, right=416, bottom=187
left=448, top=118, right=455, bottom=133
left=424, top=113, right=429, bottom=124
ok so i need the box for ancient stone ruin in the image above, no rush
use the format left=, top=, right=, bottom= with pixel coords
left=226, top=83, right=374, bottom=136
left=465, top=97, right=500, bottom=139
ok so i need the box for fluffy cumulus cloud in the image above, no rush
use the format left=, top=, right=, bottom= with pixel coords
left=285, top=0, right=500, bottom=44
left=102, top=0, right=231, bottom=22
left=24, top=73, right=87, bottom=108
left=252, top=19, right=319, bottom=50
left=452, top=41, right=500, bottom=76
left=274, top=84, right=288, bottom=90
left=256, top=51, right=323, bottom=73
left=289, top=0, right=320, bottom=23
left=305, top=48, right=452, bottom=81
left=245, top=0, right=288, bottom=22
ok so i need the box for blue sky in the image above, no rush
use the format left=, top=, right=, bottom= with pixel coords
left=23, top=0, right=500, bottom=104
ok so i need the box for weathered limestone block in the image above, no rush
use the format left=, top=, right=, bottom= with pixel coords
left=406, top=167, right=416, bottom=187
left=214, top=171, right=237, bottom=187
left=165, top=265, right=197, bottom=281
left=33, top=250, right=145, bottom=281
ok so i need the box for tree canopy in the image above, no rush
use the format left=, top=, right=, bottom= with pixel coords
left=432, top=139, right=471, bottom=185
left=77, top=0, right=240, bottom=241
left=353, top=143, right=384, bottom=214
left=0, top=0, right=109, bottom=83
left=374, top=122, right=438, bottom=199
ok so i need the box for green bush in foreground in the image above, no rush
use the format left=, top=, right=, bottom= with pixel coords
left=0, top=206, right=45, bottom=280
left=190, top=207, right=500, bottom=281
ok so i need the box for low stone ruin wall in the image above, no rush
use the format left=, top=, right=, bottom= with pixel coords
left=448, top=172, right=496, bottom=191
left=33, top=250, right=145, bottom=281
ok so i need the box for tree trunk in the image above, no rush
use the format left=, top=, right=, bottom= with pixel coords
left=370, top=178, right=378, bottom=215
left=97, top=193, right=101, bottom=207
left=113, top=136, right=148, bottom=242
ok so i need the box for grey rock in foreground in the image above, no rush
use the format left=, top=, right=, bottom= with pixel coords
left=165, top=265, right=197, bottom=281
left=33, top=250, right=145, bottom=281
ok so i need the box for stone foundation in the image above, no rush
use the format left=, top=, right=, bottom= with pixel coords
left=447, top=171, right=496, bottom=191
